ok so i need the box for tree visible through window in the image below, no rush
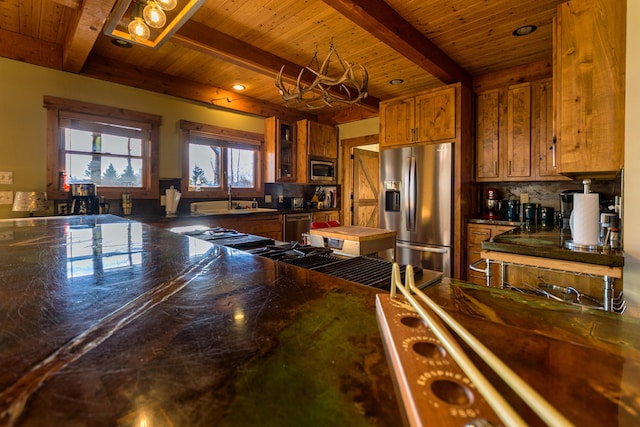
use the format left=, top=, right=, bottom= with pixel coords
left=44, top=96, right=160, bottom=200
left=180, top=120, right=263, bottom=198
left=64, top=128, right=144, bottom=187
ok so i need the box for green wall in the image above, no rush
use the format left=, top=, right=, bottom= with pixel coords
left=0, top=57, right=265, bottom=218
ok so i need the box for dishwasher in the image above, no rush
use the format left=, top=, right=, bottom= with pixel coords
left=283, top=213, right=311, bottom=242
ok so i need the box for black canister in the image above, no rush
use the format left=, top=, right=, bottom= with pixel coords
left=523, top=203, right=538, bottom=225
left=503, top=199, right=520, bottom=221
left=538, top=206, right=555, bottom=228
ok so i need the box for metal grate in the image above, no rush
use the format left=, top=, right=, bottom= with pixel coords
left=311, top=256, right=410, bottom=290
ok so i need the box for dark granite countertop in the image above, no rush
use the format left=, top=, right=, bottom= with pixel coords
left=468, top=218, right=525, bottom=227
left=1, top=215, right=639, bottom=426
left=482, top=225, right=624, bottom=267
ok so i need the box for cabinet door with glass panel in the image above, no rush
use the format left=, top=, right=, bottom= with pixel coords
left=265, top=116, right=297, bottom=182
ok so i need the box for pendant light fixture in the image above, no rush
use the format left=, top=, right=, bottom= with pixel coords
left=105, top=0, right=205, bottom=48
left=128, top=16, right=150, bottom=42
left=156, top=0, right=177, bottom=10
left=143, top=1, right=167, bottom=28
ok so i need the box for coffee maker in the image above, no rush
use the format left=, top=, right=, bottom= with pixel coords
left=70, top=182, right=99, bottom=215
left=482, top=187, right=503, bottom=219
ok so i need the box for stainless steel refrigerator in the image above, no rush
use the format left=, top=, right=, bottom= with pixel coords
left=379, top=143, right=453, bottom=276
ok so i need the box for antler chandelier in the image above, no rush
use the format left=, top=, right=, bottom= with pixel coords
left=275, top=42, right=368, bottom=109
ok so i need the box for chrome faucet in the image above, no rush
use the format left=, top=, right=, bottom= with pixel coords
left=227, top=180, right=232, bottom=210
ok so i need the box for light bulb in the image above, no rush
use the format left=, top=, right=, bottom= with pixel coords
left=128, top=17, right=150, bottom=41
left=156, top=0, right=177, bottom=11
left=143, top=1, right=166, bottom=28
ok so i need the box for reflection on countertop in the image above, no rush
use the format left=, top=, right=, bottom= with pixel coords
left=0, top=214, right=400, bottom=426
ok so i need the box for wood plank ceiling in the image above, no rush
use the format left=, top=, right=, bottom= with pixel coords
left=0, top=0, right=564, bottom=123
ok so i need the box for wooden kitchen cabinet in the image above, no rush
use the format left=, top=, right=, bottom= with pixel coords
left=264, top=117, right=297, bottom=182
left=294, top=119, right=338, bottom=183
left=312, top=210, right=340, bottom=224
left=466, top=223, right=514, bottom=286
left=297, top=119, right=338, bottom=159
left=146, top=213, right=283, bottom=241
left=475, top=89, right=501, bottom=180
left=533, top=79, right=569, bottom=181
left=475, top=80, right=567, bottom=182
left=475, top=83, right=531, bottom=182
left=554, top=0, right=625, bottom=177
left=380, top=85, right=456, bottom=148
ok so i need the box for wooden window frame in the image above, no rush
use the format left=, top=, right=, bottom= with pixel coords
left=179, top=120, right=264, bottom=199
left=44, top=96, right=161, bottom=200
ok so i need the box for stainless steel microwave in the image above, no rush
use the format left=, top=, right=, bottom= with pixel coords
left=309, top=158, right=336, bottom=182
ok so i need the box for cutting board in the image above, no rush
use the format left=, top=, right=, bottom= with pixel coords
left=309, top=226, right=396, bottom=242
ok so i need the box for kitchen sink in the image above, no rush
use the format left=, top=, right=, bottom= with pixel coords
left=191, top=201, right=277, bottom=216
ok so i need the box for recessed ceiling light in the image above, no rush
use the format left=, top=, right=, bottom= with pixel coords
left=389, top=79, right=404, bottom=85
left=232, top=84, right=246, bottom=91
left=111, top=39, right=133, bottom=48
left=512, top=25, right=537, bottom=36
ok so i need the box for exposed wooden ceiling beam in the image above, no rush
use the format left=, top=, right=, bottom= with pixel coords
left=173, top=20, right=380, bottom=112
left=62, top=0, right=118, bottom=73
left=0, top=28, right=62, bottom=69
left=80, top=54, right=317, bottom=123
left=321, top=0, right=472, bottom=87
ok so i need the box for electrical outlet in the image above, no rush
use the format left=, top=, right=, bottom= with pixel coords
left=0, top=191, right=13, bottom=205
left=278, top=195, right=284, bottom=203
left=265, top=195, right=272, bottom=203
left=0, top=171, right=12, bottom=185
left=160, top=195, right=166, bottom=206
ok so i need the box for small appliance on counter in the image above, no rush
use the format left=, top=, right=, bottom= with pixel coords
left=482, top=187, right=502, bottom=220
left=69, top=182, right=100, bottom=215
left=502, top=199, right=520, bottom=221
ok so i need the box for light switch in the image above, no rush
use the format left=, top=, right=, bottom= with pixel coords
left=0, top=172, right=12, bottom=185
left=0, top=191, right=13, bottom=204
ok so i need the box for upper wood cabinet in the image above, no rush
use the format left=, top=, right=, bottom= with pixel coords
left=380, top=86, right=456, bottom=148
left=475, top=83, right=532, bottom=181
left=475, top=89, right=501, bottom=180
left=297, top=119, right=338, bottom=159
left=554, top=0, right=625, bottom=177
left=533, top=79, right=568, bottom=181
left=264, top=116, right=297, bottom=182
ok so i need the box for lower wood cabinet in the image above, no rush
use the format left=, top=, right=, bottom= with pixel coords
left=466, top=223, right=514, bottom=286
left=312, top=210, right=340, bottom=224
left=148, top=213, right=283, bottom=241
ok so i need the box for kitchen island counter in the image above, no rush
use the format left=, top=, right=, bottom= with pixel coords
left=0, top=215, right=401, bottom=426
left=1, top=216, right=640, bottom=426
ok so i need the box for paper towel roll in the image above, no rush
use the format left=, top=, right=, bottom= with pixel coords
left=166, top=189, right=177, bottom=214
left=570, top=193, right=600, bottom=246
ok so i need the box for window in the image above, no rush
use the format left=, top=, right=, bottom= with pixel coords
left=45, top=97, right=161, bottom=199
left=180, top=120, right=263, bottom=198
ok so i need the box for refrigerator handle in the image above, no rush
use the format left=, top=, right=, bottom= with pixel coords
left=404, top=156, right=412, bottom=231
left=396, top=242, right=449, bottom=254
left=408, top=156, right=417, bottom=232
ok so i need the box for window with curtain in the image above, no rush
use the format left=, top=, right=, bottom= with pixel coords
left=180, top=120, right=263, bottom=198
left=44, top=97, right=161, bottom=199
